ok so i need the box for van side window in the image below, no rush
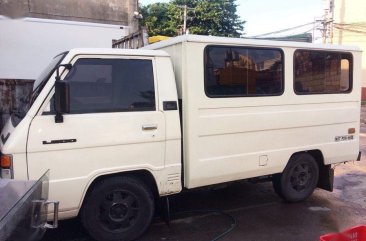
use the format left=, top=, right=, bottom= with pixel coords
left=60, top=58, right=155, bottom=114
left=204, top=46, right=284, bottom=97
left=294, top=50, right=352, bottom=94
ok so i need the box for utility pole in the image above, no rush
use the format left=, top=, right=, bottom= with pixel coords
left=328, top=0, right=335, bottom=44
left=317, top=0, right=334, bottom=44
left=183, top=5, right=187, bottom=34
left=176, top=5, right=195, bottom=35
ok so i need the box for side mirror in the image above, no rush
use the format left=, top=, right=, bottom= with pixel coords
left=54, top=63, right=72, bottom=123
left=55, top=81, right=70, bottom=123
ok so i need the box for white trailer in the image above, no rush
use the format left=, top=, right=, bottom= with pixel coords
left=0, top=35, right=362, bottom=241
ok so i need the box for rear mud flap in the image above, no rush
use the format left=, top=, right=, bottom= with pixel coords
left=317, top=164, right=334, bottom=192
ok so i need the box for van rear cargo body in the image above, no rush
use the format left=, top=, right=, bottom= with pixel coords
left=145, top=35, right=361, bottom=189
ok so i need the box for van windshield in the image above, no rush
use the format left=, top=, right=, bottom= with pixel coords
left=11, top=52, right=67, bottom=127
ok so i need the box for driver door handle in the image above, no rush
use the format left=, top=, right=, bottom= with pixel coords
left=142, top=124, right=158, bottom=131
left=42, top=139, right=77, bottom=145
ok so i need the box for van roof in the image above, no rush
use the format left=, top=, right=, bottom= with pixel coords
left=67, top=48, right=170, bottom=57
left=144, top=34, right=362, bottom=52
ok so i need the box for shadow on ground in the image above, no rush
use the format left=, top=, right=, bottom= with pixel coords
left=43, top=176, right=366, bottom=241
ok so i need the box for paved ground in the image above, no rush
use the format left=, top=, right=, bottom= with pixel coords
left=42, top=109, right=366, bottom=241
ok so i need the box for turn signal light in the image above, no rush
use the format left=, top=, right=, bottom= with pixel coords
left=348, top=128, right=356, bottom=134
left=1, top=155, right=12, bottom=168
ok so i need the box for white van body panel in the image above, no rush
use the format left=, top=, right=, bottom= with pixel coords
left=0, top=36, right=361, bottom=220
left=1, top=50, right=182, bottom=217
left=27, top=111, right=166, bottom=212
left=146, top=35, right=361, bottom=189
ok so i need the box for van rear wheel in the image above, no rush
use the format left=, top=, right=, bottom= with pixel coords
left=272, top=153, right=319, bottom=202
left=81, top=176, right=154, bottom=241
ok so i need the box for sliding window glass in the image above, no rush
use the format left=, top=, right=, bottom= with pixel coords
left=204, top=46, right=284, bottom=97
left=294, top=50, right=352, bottom=94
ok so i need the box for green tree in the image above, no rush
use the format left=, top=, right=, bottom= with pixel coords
left=140, top=0, right=245, bottom=37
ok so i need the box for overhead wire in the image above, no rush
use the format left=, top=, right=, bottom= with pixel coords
left=334, top=22, right=366, bottom=27
left=334, top=24, right=366, bottom=35
left=252, top=22, right=314, bottom=37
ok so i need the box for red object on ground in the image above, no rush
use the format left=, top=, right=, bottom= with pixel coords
left=320, top=226, right=366, bottom=241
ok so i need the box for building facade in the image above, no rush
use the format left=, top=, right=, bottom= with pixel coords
left=0, top=0, right=138, bottom=80
left=0, top=0, right=138, bottom=129
left=0, top=0, right=138, bottom=29
left=333, top=0, right=366, bottom=97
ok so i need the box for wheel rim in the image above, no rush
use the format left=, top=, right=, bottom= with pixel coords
left=289, top=162, right=314, bottom=192
left=99, top=189, right=140, bottom=232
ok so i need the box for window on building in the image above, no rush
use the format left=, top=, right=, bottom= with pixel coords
left=57, top=58, right=155, bottom=114
left=204, top=46, right=284, bottom=97
left=294, top=50, right=352, bottom=94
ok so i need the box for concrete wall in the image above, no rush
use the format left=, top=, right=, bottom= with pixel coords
left=0, top=17, right=128, bottom=80
left=0, top=0, right=138, bottom=31
left=0, top=79, right=34, bottom=131
left=334, top=0, right=366, bottom=89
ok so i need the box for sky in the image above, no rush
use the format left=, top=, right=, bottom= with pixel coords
left=139, top=0, right=325, bottom=39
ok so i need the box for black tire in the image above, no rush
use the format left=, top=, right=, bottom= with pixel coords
left=272, top=153, right=319, bottom=202
left=81, top=176, right=155, bottom=241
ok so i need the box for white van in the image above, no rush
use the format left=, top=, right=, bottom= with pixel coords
left=0, top=35, right=362, bottom=241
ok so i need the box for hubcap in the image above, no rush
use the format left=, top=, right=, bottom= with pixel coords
left=289, top=163, right=313, bottom=192
left=99, top=190, right=140, bottom=232
left=109, top=203, right=128, bottom=222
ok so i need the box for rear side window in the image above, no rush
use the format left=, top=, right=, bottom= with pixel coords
left=204, top=46, right=284, bottom=97
left=294, top=50, right=352, bottom=94
left=62, top=58, right=155, bottom=114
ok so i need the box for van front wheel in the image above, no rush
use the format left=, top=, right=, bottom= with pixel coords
left=81, top=176, right=154, bottom=241
left=272, top=153, right=319, bottom=202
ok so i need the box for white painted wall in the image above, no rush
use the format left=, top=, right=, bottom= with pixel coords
left=334, top=0, right=366, bottom=87
left=0, top=16, right=128, bottom=80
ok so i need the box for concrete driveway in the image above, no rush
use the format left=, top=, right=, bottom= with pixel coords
left=42, top=117, right=366, bottom=241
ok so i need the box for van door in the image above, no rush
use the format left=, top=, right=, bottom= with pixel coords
left=26, top=57, right=165, bottom=212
